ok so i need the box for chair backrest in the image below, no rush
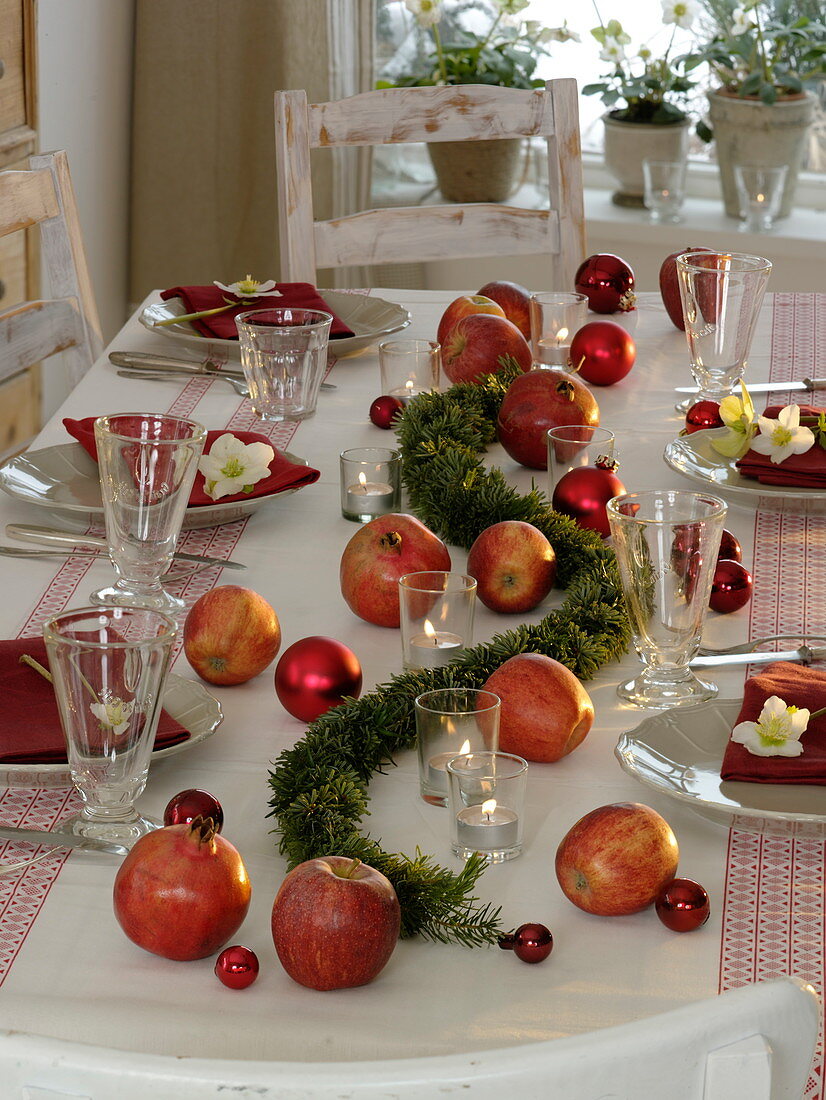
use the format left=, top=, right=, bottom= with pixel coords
left=0, top=150, right=102, bottom=396
left=274, top=81, right=586, bottom=290
left=0, top=977, right=817, bottom=1098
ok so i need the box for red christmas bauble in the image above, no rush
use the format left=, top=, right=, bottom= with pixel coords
left=369, top=395, right=405, bottom=430
left=275, top=636, right=363, bottom=723
left=498, top=922, right=554, bottom=964
left=552, top=460, right=626, bottom=538
left=718, top=529, right=742, bottom=563
left=709, top=559, right=753, bottom=614
left=570, top=320, right=636, bottom=386
left=163, top=789, right=224, bottom=833
left=215, top=945, right=260, bottom=989
left=655, top=879, right=710, bottom=933
left=685, top=400, right=723, bottom=433
left=574, top=253, right=636, bottom=314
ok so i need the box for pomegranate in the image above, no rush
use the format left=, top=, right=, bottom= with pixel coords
left=497, top=370, right=600, bottom=470
left=113, top=817, right=251, bottom=960
left=340, top=513, right=451, bottom=627
left=575, top=253, right=636, bottom=314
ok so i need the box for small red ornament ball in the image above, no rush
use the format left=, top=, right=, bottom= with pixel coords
left=369, top=395, right=404, bottom=430
left=685, top=400, right=723, bottom=433
left=718, top=529, right=742, bottom=563
left=709, top=559, right=753, bottom=614
left=574, top=253, right=636, bottom=314
left=163, top=789, right=224, bottom=833
left=570, top=320, right=636, bottom=386
left=498, top=923, right=554, bottom=963
left=655, top=879, right=710, bottom=933
left=275, top=636, right=363, bottom=723
left=552, top=460, right=626, bottom=538
left=215, top=945, right=260, bottom=989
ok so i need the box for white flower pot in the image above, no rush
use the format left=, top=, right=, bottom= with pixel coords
left=602, top=114, right=690, bottom=207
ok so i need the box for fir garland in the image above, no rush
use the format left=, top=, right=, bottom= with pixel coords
left=267, top=363, right=630, bottom=946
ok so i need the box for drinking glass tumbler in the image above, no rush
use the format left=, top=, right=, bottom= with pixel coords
left=236, top=307, right=333, bottom=421
left=607, top=490, right=727, bottom=709
left=43, top=605, right=177, bottom=845
left=91, top=413, right=206, bottom=616
left=676, top=251, right=772, bottom=405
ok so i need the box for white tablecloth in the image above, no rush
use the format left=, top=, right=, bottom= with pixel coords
left=0, top=290, right=821, bottom=1070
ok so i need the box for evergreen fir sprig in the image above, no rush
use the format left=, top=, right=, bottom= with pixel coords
left=267, top=366, right=630, bottom=946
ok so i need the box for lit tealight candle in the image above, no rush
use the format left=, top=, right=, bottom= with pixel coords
left=535, top=326, right=570, bottom=368
left=427, top=739, right=471, bottom=793
left=408, top=619, right=464, bottom=669
left=455, top=798, right=519, bottom=852
left=345, top=471, right=394, bottom=518
left=388, top=379, right=417, bottom=402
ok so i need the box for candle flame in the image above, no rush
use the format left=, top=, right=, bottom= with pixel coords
left=482, top=798, right=497, bottom=816
left=423, top=619, right=436, bottom=641
left=756, top=193, right=765, bottom=203
left=405, top=379, right=414, bottom=393
left=460, top=740, right=470, bottom=754
left=358, top=471, right=367, bottom=487
left=556, top=327, right=568, bottom=344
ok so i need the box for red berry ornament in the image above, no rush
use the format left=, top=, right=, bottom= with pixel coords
left=709, top=559, right=753, bottom=614
left=369, top=395, right=404, bottom=430
left=552, top=456, right=626, bottom=538
left=498, top=923, right=554, bottom=963
left=685, top=401, right=723, bottom=433
left=215, top=945, right=260, bottom=989
left=163, top=789, right=224, bottom=833
left=574, top=253, right=636, bottom=314
left=656, top=879, right=710, bottom=933
left=275, top=636, right=363, bottom=722
left=718, top=529, right=742, bottom=563
left=570, top=320, right=636, bottom=386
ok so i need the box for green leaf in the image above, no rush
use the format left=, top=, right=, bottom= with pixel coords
left=696, top=119, right=714, bottom=143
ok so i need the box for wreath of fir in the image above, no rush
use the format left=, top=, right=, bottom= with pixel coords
left=267, top=361, right=630, bottom=946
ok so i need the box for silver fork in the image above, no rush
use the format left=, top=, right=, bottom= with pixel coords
left=696, top=634, right=826, bottom=657
left=117, top=369, right=250, bottom=397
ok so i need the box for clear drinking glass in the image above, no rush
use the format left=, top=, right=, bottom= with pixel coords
left=607, top=490, right=727, bottom=709
left=235, top=307, right=333, bottom=421
left=91, top=413, right=206, bottom=616
left=642, top=159, right=687, bottom=224
left=43, top=605, right=177, bottom=845
left=414, top=688, right=500, bottom=807
left=676, top=251, right=772, bottom=405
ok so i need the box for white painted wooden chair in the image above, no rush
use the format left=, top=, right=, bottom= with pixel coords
left=274, top=82, right=586, bottom=290
left=0, top=977, right=818, bottom=1098
left=0, top=150, right=103, bottom=405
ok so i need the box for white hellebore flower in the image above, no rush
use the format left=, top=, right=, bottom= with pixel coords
left=730, top=6, right=755, bottom=35
left=600, top=36, right=627, bottom=64
left=748, top=404, right=815, bottom=465
left=198, top=433, right=275, bottom=501
left=662, top=0, right=699, bottom=29
left=731, top=695, right=810, bottom=757
left=404, top=0, right=443, bottom=28
left=90, top=697, right=135, bottom=737
left=540, top=23, right=581, bottom=44
left=213, top=276, right=281, bottom=299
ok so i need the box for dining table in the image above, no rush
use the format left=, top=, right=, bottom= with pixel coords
left=0, top=287, right=823, bottom=1091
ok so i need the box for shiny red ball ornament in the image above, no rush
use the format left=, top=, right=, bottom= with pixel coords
left=655, top=879, right=710, bottom=933
left=718, top=529, right=742, bottom=563
left=369, top=395, right=405, bottom=430
left=574, top=253, right=636, bottom=314
left=570, top=320, right=636, bottom=386
left=215, top=945, right=260, bottom=989
left=275, top=636, right=363, bottom=722
left=163, top=789, right=224, bottom=833
left=498, top=923, right=554, bottom=964
left=684, top=400, right=723, bottom=433
left=552, top=456, right=626, bottom=538
left=709, top=559, right=753, bottom=614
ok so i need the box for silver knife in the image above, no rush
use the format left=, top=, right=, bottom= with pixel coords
left=675, top=378, right=826, bottom=395
left=109, top=351, right=336, bottom=389
left=5, top=524, right=246, bottom=571
left=0, top=825, right=128, bottom=856
left=690, top=645, right=826, bottom=668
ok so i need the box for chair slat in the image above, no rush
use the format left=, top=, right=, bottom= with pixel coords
left=0, top=299, right=82, bottom=384
left=0, top=167, right=59, bottom=236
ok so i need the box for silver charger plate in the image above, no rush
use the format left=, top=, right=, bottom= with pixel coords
left=0, top=442, right=309, bottom=530
left=615, top=699, right=826, bottom=837
left=664, top=427, right=826, bottom=514
left=0, top=673, right=222, bottom=789
left=140, top=291, right=411, bottom=359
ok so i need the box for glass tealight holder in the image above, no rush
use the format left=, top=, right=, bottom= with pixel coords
left=642, top=158, right=687, bottom=224
left=379, top=339, right=441, bottom=400
left=733, top=164, right=788, bottom=232
left=340, top=447, right=401, bottom=523
left=547, top=425, right=616, bottom=499
left=399, top=571, right=477, bottom=672
left=447, top=751, right=527, bottom=863
left=415, top=688, right=500, bottom=807
left=529, top=292, right=589, bottom=370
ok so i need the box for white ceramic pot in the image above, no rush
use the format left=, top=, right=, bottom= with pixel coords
left=602, top=114, right=690, bottom=207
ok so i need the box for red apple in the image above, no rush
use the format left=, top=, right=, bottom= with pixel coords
left=466, top=521, right=556, bottom=613
left=482, top=652, right=594, bottom=763
left=477, top=280, right=532, bottom=340
left=340, top=513, right=451, bottom=628
left=497, top=370, right=600, bottom=470
left=659, top=246, right=713, bottom=331
left=436, top=294, right=505, bottom=347
left=555, top=803, right=680, bottom=917
left=271, top=855, right=401, bottom=990
left=183, top=586, right=281, bottom=685
left=442, top=313, right=532, bottom=386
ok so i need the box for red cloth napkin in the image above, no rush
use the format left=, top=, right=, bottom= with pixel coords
left=0, top=637, right=189, bottom=765
left=64, top=418, right=320, bottom=508
left=735, top=404, right=826, bottom=487
left=160, top=284, right=354, bottom=340
left=720, top=661, right=826, bottom=784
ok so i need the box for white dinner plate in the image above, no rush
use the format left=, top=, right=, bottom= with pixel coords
left=615, top=699, right=826, bottom=836
left=663, top=428, right=826, bottom=514
left=0, top=442, right=309, bottom=530
left=140, top=291, right=411, bottom=359
left=0, top=673, right=222, bottom=789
